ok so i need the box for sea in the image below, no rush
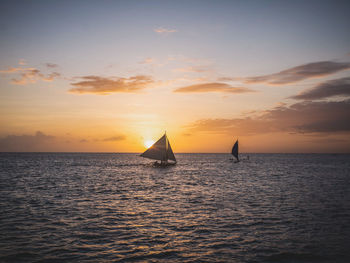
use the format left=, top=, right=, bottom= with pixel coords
left=0, top=153, right=350, bottom=263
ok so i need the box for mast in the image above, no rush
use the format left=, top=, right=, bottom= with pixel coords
left=165, top=131, right=168, bottom=162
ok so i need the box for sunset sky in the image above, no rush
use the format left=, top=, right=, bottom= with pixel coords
left=1, top=0, right=350, bottom=153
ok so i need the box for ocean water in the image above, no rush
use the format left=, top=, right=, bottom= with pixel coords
left=0, top=153, right=350, bottom=263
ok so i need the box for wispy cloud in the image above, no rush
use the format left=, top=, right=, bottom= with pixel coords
left=11, top=68, right=43, bottom=85
left=18, top=59, right=26, bottom=65
left=242, top=61, right=350, bottom=85
left=103, top=135, right=126, bottom=141
left=46, top=63, right=58, bottom=68
left=154, top=27, right=177, bottom=34
left=139, top=57, right=154, bottom=64
left=69, top=75, right=154, bottom=95
left=0, top=64, right=61, bottom=85
left=138, top=57, right=171, bottom=68
left=0, top=67, right=22, bottom=73
left=174, top=82, right=256, bottom=94
left=167, top=55, right=206, bottom=64
left=217, top=77, right=235, bottom=82
left=10, top=69, right=60, bottom=85
left=174, top=65, right=209, bottom=73
left=187, top=99, right=350, bottom=135
left=291, top=77, right=350, bottom=100
left=0, top=131, right=55, bottom=152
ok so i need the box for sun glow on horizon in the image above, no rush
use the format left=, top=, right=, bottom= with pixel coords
left=0, top=1, right=349, bottom=153
left=144, top=139, right=155, bottom=149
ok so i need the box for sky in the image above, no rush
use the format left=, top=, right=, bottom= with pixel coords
left=0, top=0, right=350, bottom=153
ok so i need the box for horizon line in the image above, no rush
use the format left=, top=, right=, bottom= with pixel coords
left=0, top=151, right=349, bottom=154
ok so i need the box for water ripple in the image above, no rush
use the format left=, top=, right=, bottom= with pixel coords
left=0, top=153, right=349, bottom=262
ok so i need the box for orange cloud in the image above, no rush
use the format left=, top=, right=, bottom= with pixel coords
left=173, top=82, right=256, bottom=94
left=242, top=61, right=350, bottom=85
left=102, top=135, right=126, bottom=141
left=187, top=99, right=350, bottom=135
left=0, top=65, right=61, bottom=85
left=43, top=72, right=61, bottom=82
left=69, top=75, right=154, bottom=95
left=18, top=59, right=26, bottom=65
left=154, top=27, right=177, bottom=34
left=174, top=66, right=209, bottom=73
left=0, top=67, right=22, bottom=73
left=139, top=57, right=154, bottom=64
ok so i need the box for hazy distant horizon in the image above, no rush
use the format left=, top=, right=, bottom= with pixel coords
left=1, top=151, right=349, bottom=154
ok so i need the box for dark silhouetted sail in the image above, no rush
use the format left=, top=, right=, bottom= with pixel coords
left=167, top=140, right=176, bottom=162
left=141, top=133, right=176, bottom=163
left=232, top=140, right=239, bottom=161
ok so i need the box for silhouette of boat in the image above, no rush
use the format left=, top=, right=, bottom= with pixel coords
left=140, top=132, right=176, bottom=166
left=231, top=139, right=239, bottom=162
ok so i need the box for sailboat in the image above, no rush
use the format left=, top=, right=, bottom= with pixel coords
left=140, top=132, right=176, bottom=165
left=231, top=139, right=239, bottom=162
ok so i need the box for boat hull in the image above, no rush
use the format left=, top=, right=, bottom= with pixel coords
left=153, top=161, right=176, bottom=167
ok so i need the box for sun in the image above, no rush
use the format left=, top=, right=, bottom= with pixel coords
left=144, top=139, right=155, bottom=149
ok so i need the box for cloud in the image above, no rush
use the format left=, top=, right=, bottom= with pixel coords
left=217, top=77, right=235, bottom=82
left=154, top=27, right=177, bottom=34
left=0, top=66, right=60, bottom=85
left=0, top=131, right=55, bottom=152
left=138, top=57, right=166, bottom=67
left=174, top=66, right=209, bottom=73
left=69, top=75, right=154, bottom=95
left=187, top=99, right=350, bottom=135
left=19, top=59, right=26, bottom=65
left=167, top=55, right=207, bottom=64
left=46, top=63, right=58, bottom=68
left=242, top=61, right=350, bottom=85
left=0, top=67, right=22, bottom=73
left=43, top=72, right=61, bottom=81
left=139, top=57, right=154, bottom=64
left=173, top=82, right=256, bottom=94
left=80, top=139, right=88, bottom=143
left=11, top=68, right=43, bottom=85
left=291, top=77, right=350, bottom=100
left=103, top=135, right=126, bottom=141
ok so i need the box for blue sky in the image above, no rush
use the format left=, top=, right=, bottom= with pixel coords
left=2, top=0, right=349, bottom=73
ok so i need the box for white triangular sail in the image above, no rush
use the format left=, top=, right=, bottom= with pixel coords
left=141, top=133, right=176, bottom=163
